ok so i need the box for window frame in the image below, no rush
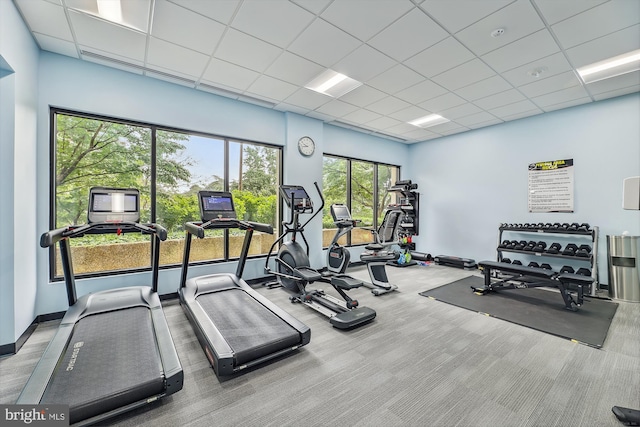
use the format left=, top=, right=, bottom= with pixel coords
left=48, top=107, right=282, bottom=281
left=322, top=153, right=400, bottom=248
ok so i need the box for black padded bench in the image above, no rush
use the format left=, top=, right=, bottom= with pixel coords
left=475, top=260, right=593, bottom=311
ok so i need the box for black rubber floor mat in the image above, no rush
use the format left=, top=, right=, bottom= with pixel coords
left=419, top=276, right=618, bottom=348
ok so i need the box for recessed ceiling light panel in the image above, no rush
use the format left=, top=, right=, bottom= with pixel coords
left=577, top=49, right=640, bottom=84
left=408, top=114, right=450, bottom=128
left=305, top=69, right=363, bottom=98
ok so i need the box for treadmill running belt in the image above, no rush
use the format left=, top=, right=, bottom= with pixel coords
left=41, top=307, right=165, bottom=424
left=196, top=289, right=301, bottom=365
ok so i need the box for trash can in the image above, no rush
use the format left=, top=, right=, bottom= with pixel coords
left=607, top=235, right=640, bottom=302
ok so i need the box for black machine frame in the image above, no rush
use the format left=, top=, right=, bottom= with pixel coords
left=265, top=183, right=376, bottom=329
left=179, top=191, right=310, bottom=377
left=18, top=187, right=183, bottom=426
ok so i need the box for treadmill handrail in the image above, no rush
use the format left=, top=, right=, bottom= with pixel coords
left=41, top=222, right=167, bottom=248
left=185, top=219, right=274, bottom=236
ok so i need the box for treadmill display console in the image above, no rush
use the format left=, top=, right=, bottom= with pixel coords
left=280, top=185, right=312, bottom=211
left=199, top=191, right=237, bottom=221
left=88, top=187, right=140, bottom=223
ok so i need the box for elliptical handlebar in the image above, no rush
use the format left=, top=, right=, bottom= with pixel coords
left=300, top=181, right=325, bottom=230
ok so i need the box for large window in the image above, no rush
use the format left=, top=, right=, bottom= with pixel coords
left=51, top=110, right=281, bottom=278
left=322, top=154, right=400, bottom=247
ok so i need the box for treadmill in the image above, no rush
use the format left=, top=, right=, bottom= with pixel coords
left=179, top=191, right=310, bottom=378
left=17, top=187, right=183, bottom=426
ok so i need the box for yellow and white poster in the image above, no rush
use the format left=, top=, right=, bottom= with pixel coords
left=528, top=159, right=574, bottom=213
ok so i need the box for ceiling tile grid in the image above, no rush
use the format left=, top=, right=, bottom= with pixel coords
left=13, top=0, right=640, bottom=143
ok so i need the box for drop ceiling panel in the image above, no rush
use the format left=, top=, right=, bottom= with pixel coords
left=366, top=96, right=412, bottom=115
left=168, top=0, right=241, bottom=25
left=489, top=99, right=540, bottom=118
left=265, top=52, right=325, bottom=86
left=68, top=11, right=146, bottom=62
left=339, top=85, right=388, bottom=107
left=285, top=88, right=332, bottom=110
left=565, top=25, right=640, bottom=68
left=292, top=0, right=332, bottom=15
left=332, top=44, right=396, bottom=83
left=551, top=0, right=640, bottom=49
left=541, top=97, right=591, bottom=113
left=454, top=75, right=513, bottom=101
left=531, top=85, right=590, bottom=108
left=422, top=0, right=515, bottom=33
left=404, top=37, right=475, bottom=78
left=246, top=75, right=299, bottom=101
left=314, top=99, right=360, bottom=118
left=474, top=88, right=527, bottom=110
left=214, top=29, right=282, bottom=72
left=532, top=0, right=608, bottom=25
left=15, top=0, right=73, bottom=41
left=455, top=0, right=545, bottom=56
left=201, top=59, right=260, bottom=91
left=593, top=84, right=640, bottom=101
left=455, top=111, right=500, bottom=127
left=367, top=64, right=425, bottom=94
left=396, top=80, right=448, bottom=104
left=321, top=0, right=414, bottom=41
left=481, top=29, right=559, bottom=73
left=152, top=0, right=225, bottom=55
left=34, top=33, right=78, bottom=58
left=368, top=8, right=448, bottom=62
left=419, top=92, right=466, bottom=111
left=288, top=19, right=361, bottom=67
left=431, top=58, right=496, bottom=91
left=365, top=116, right=403, bottom=130
left=147, top=37, right=210, bottom=78
left=439, top=102, right=483, bottom=120
left=518, top=71, right=581, bottom=98
left=501, top=52, right=573, bottom=87
left=389, top=105, right=433, bottom=122
left=231, top=1, right=315, bottom=48
left=341, top=109, right=383, bottom=125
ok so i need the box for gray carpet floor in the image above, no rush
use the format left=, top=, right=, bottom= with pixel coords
left=1, top=264, right=638, bottom=426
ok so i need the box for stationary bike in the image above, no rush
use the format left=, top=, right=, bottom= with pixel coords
left=265, top=183, right=376, bottom=329
left=327, top=204, right=398, bottom=296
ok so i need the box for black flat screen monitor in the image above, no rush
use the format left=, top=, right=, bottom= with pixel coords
left=330, top=204, right=351, bottom=221
left=280, top=185, right=312, bottom=211
left=199, top=191, right=236, bottom=221
left=88, top=187, right=140, bottom=223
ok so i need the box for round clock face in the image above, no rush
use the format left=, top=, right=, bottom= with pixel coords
left=298, top=136, right=315, bottom=156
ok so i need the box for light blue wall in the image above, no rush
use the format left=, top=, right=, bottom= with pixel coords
left=0, top=1, right=39, bottom=346
left=407, top=93, right=640, bottom=285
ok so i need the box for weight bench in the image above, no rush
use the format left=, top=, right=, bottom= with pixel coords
left=474, top=260, right=593, bottom=311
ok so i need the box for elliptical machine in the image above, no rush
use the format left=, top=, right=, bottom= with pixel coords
left=327, top=203, right=398, bottom=296
left=265, top=183, right=376, bottom=329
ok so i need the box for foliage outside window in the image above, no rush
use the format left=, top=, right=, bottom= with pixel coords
left=322, top=154, right=400, bottom=247
left=52, top=110, right=281, bottom=278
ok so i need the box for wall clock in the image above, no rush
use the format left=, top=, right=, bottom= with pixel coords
left=298, top=136, right=315, bottom=157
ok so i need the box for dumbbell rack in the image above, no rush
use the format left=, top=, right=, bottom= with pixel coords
left=496, top=224, right=599, bottom=295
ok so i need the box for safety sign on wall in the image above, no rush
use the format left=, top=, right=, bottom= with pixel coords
left=528, top=159, right=574, bottom=213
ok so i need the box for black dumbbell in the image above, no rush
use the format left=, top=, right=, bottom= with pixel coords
left=552, top=223, right=562, bottom=229
left=560, top=223, right=570, bottom=230
left=502, top=258, right=512, bottom=264
left=536, top=223, right=545, bottom=229
left=560, top=265, right=575, bottom=274
left=578, top=223, right=591, bottom=232
left=523, top=241, right=536, bottom=251
left=543, top=223, right=553, bottom=229
left=576, top=245, right=591, bottom=257
left=576, top=268, right=592, bottom=276
left=528, top=261, right=539, bottom=268
left=546, top=243, right=562, bottom=254
left=567, top=223, right=580, bottom=231
left=540, top=263, right=552, bottom=270
left=562, top=243, right=579, bottom=256
left=533, top=241, right=547, bottom=252
left=512, top=260, right=523, bottom=265
left=499, top=240, right=510, bottom=248
left=514, top=240, right=527, bottom=250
